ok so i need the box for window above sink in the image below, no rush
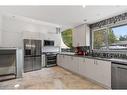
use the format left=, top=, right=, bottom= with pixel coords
left=92, top=24, right=127, bottom=51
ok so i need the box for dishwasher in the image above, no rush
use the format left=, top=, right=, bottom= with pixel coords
left=112, top=61, right=127, bottom=89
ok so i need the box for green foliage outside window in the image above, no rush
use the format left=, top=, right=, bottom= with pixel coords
left=93, top=29, right=106, bottom=49
left=93, top=29, right=118, bottom=49
left=61, top=29, right=72, bottom=48
left=108, top=28, right=118, bottom=45
left=93, top=27, right=127, bottom=50
left=119, top=35, right=127, bottom=41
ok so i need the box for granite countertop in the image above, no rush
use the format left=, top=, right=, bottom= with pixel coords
left=59, top=52, right=111, bottom=61
left=59, top=52, right=127, bottom=63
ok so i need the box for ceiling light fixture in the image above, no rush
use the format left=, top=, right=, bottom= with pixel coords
left=84, top=19, right=87, bottom=22
left=82, top=4, right=86, bottom=8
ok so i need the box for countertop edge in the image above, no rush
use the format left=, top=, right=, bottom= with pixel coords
left=57, top=53, right=111, bottom=62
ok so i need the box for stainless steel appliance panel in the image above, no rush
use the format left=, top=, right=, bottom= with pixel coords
left=24, top=39, right=42, bottom=72
left=112, top=63, right=127, bottom=89
left=34, top=40, right=41, bottom=56
left=24, top=39, right=32, bottom=56
left=24, top=57, right=33, bottom=72
left=33, top=56, right=41, bottom=70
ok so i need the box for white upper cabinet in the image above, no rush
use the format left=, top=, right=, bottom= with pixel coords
left=72, top=24, right=90, bottom=47
left=22, top=31, right=41, bottom=40
left=2, top=31, right=23, bottom=48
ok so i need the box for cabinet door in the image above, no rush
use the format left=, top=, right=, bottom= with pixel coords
left=79, top=57, right=86, bottom=76
left=65, top=55, right=72, bottom=70
left=78, top=25, right=86, bottom=46
left=63, top=55, right=69, bottom=69
left=85, top=58, right=95, bottom=79
left=57, top=55, right=63, bottom=67
left=54, top=34, right=61, bottom=46
left=72, top=28, right=78, bottom=47
left=72, top=24, right=90, bottom=47
left=2, top=31, right=22, bottom=48
left=68, top=56, right=74, bottom=72
left=71, top=56, right=79, bottom=74
left=58, top=55, right=72, bottom=70
left=23, top=31, right=41, bottom=40
left=95, top=60, right=111, bottom=87
left=60, top=55, right=65, bottom=68
left=85, top=25, right=90, bottom=46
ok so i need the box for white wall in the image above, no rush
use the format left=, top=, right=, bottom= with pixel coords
left=0, top=14, right=61, bottom=48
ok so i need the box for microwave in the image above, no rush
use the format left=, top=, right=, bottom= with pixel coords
left=44, top=40, right=54, bottom=46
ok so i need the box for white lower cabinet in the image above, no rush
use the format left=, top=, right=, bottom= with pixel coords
left=93, top=59, right=111, bottom=87
left=78, top=57, right=86, bottom=75
left=57, top=55, right=64, bottom=67
left=71, top=56, right=79, bottom=74
left=84, top=58, right=95, bottom=79
left=60, top=55, right=65, bottom=67
left=79, top=58, right=111, bottom=88
left=63, top=55, right=70, bottom=69
left=57, top=54, right=111, bottom=88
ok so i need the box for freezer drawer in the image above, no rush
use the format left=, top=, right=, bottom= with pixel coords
left=33, top=57, right=41, bottom=70
left=24, top=57, right=33, bottom=72
left=24, top=56, right=42, bottom=72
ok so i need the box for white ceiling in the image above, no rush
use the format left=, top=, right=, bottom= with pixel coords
left=0, top=6, right=127, bottom=30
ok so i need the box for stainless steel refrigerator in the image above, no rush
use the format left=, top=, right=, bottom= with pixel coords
left=24, top=39, right=42, bottom=72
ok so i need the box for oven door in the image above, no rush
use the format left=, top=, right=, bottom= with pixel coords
left=112, top=63, right=127, bottom=89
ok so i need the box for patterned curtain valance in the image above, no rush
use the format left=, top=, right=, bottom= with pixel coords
left=89, top=12, right=127, bottom=29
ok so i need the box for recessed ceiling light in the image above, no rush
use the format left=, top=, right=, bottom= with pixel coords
left=82, top=4, right=86, bottom=8
left=84, top=19, right=87, bottom=22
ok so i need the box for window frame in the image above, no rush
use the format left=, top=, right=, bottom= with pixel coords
left=92, top=27, right=108, bottom=50
left=92, top=24, right=127, bottom=51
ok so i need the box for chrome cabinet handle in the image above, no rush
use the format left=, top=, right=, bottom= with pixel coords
left=94, top=60, right=98, bottom=65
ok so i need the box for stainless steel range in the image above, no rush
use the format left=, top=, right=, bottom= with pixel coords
left=43, top=52, right=57, bottom=67
left=42, top=46, right=60, bottom=67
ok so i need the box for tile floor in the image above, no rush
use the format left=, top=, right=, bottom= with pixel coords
left=0, top=66, right=104, bottom=89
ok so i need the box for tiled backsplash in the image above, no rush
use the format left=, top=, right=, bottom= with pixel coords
left=91, top=50, right=127, bottom=59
